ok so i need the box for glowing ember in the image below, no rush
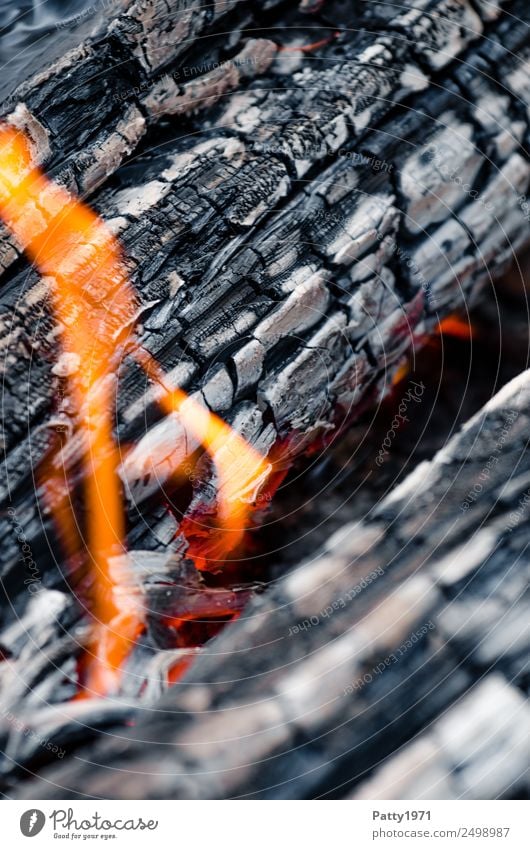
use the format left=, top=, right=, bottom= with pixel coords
left=437, top=315, right=475, bottom=340
left=391, top=360, right=410, bottom=387
left=279, top=32, right=339, bottom=53
left=0, top=124, right=270, bottom=695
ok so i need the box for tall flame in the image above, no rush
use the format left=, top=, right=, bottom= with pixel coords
left=0, top=124, right=139, bottom=695
left=0, top=125, right=270, bottom=695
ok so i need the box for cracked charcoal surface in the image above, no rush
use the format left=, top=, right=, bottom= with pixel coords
left=11, top=364, right=530, bottom=799
left=0, top=0, right=528, bottom=573
left=0, top=0, right=529, bottom=797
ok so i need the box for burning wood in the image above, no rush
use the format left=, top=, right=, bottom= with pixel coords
left=13, top=363, right=530, bottom=800
left=0, top=0, right=528, bottom=802
left=0, top=124, right=270, bottom=695
left=0, top=123, right=138, bottom=695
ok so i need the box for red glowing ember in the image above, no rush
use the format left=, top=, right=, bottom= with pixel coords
left=437, top=315, right=475, bottom=340
left=279, top=31, right=339, bottom=53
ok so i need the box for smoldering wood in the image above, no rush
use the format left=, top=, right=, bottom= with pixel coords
left=0, top=0, right=529, bottom=798
left=350, top=676, right=528, bottom=800
left=10, top=366, right=530, bottom=799
left=1, top=0, right=529, bottom=565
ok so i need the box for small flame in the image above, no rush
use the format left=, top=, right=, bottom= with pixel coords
left=132, top=346, right=271, bottom=568
left=279, top=31, right=339, bottom=53
left=437, top=315, right=474, bottom=340
left=0, top=125, right=270, bottom=694
left=391, top=360, right=410, bottom=387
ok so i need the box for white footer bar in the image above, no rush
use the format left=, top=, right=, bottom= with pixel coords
left=3, top=799, right=527, bottom=848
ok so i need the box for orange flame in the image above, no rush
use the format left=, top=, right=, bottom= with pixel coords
left=437, top=315, right=475, bottom=340
left=131, top=346, right=271, bottom=568
left=391, top=360, right=410, bottom=387
left=0, top=124, right=140, bottom=695
left=0, top=125, right=270, bottom=694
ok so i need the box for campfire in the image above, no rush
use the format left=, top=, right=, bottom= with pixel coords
left=0, top=0, right=528, bottom=804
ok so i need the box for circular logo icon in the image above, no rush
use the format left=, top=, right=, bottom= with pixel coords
left=20, top=810, right=46, bottom=837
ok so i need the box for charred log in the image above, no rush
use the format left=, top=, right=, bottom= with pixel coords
left=1, top=0, right=529, bottom=575
left=9, top=359, right=530, bottom=799
left=0, top=0, right=528, bottom=799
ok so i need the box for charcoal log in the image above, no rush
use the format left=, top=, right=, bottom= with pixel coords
left=0, top=0, right=529, bottom=799
left=1, top=0, right=529, bottom=584
left=11, top=365, right=530, bottom=799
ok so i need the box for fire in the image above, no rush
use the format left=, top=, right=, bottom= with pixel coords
left=132, top=347, right=271, bottom=568
left=279, top=31, right=339, bottom=53
left=0, top=124, right=270, bottom=695
left=0, top=124, right=139, bottom=695
left=391, top=360, right=410, bottom=387
left=437, top=315, right=475, bottom=340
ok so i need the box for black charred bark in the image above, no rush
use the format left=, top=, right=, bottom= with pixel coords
left=0, top=0, right=529, bottom=799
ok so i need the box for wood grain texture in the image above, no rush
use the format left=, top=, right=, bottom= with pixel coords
left=10, top=366, right=530, bottom=799
left=0, top=0, right=529, bottom=797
